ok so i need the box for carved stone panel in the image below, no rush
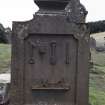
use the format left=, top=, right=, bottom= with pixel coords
left=10, top=0, right=90, bottom=105
left=24, top=34, right=78, bottom=105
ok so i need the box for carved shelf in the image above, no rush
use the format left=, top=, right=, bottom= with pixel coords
left=32, top=86, right=70, bottom=92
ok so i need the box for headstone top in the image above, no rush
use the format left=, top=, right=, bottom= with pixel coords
left=34, top=0, right=87, bottom=23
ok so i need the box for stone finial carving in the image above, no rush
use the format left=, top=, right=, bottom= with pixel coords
left=65, top=0, right=88, bottom=23
left=34, top=0, right=88, bottom=23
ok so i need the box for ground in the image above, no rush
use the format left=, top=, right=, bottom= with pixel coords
left=89, top=49, right=105, bottom=105
left=0, top=44, right=105, bottom=105
left=0, top=44, right=11, bottom=73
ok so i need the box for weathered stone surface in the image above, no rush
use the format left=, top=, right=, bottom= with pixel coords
left=10, top=0, right=90, bottom=105
left=34, top=0, right=70, bottom=10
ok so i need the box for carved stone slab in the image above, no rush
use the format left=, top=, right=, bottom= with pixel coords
left=10, top=0, right=90, bottom=105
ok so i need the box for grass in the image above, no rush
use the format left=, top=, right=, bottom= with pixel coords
left=89, top=87, right=105, bottom=105
left=0, top=44, right=11, bottom=73
left=0, top=44, right=105, bottom=105
left=89, top=49, right=105, bottom=105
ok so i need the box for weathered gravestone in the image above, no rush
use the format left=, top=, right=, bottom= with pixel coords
left=10, top=0, right=90, bottom=105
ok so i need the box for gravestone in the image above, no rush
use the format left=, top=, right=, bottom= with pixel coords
left=10, top=0, right=90, bottom=105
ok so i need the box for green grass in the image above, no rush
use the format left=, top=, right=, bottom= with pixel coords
left=91, top=50, right=105, bottom=66
left=89, top=87, right=105, bottom=105
left=89, top=49, right=105, bottom=105
left=0, top=44, right=11, bottom=73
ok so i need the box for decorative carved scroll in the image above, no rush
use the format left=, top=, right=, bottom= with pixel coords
left=65, top=42, right=70, bottom=64
left=50, top=41, right=57, bottom=65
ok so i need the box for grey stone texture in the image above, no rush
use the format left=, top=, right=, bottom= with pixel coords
left=10, top=0, right=90, bottom=105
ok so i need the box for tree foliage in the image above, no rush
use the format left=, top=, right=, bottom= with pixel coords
left=87, top=20, right=105, bottom=34
left=0, top=23, right=11, bottom=43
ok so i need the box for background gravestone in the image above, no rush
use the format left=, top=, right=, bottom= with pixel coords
left=10, top=0, right=90, bottom=105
